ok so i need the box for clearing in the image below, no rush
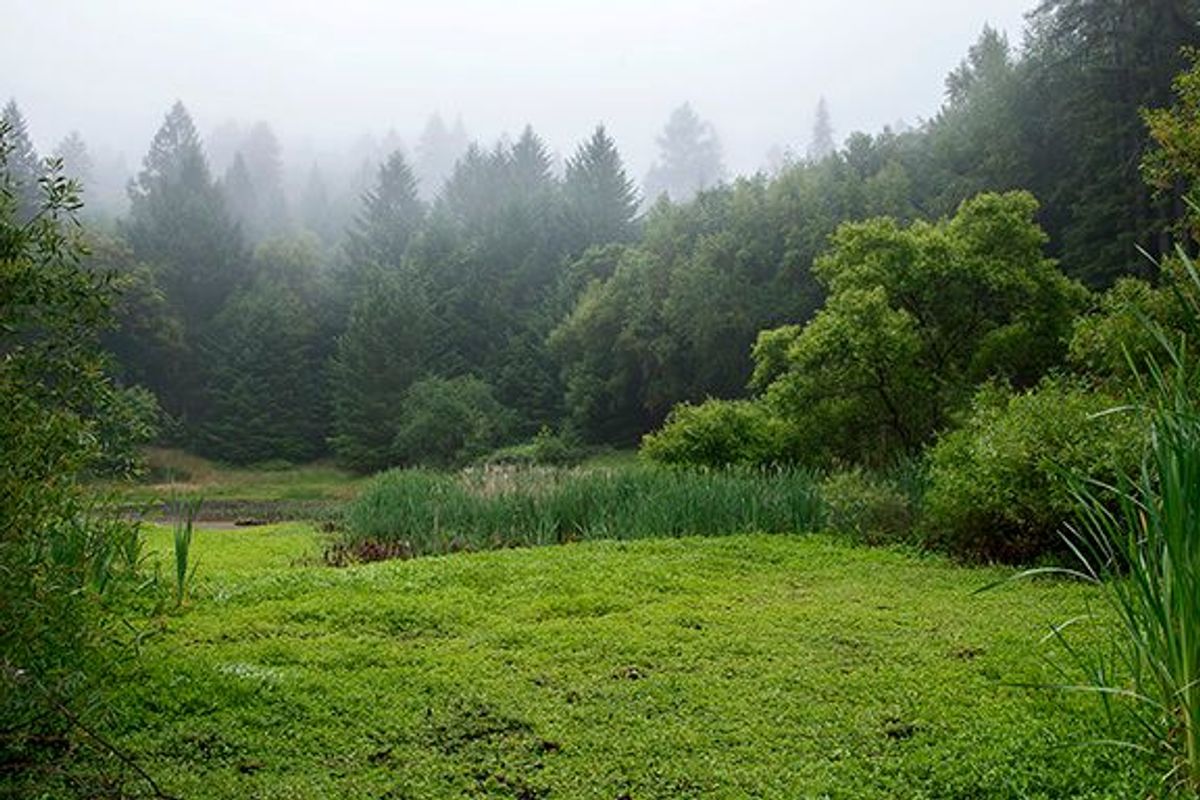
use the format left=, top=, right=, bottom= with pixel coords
left=72, top=524, right=1153, bottom=799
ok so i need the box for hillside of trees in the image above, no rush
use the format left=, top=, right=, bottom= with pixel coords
left=3, top=0, right=1197, bottom=473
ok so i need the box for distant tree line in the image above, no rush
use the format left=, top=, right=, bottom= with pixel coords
left=1, top=0, right=1195, bottom=471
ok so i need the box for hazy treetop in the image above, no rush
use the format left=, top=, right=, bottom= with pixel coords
left=3, top=0, right=1030, bottom=176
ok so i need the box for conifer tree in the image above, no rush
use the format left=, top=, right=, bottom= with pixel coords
left=329, top=264, right=436, bottom=472
left=644, top=102, right=725, bottom=203
left=198, top=282, right=324, bottom=463
left=126, top=101, right=245, bottom=330
left=241, top=121, right=288, bottom=237
left=344, top=149, right=424, bottom=270
left=124, top=101, right=246, bottom=421
left=808, top=98, right=836, bottom=161
left=53, top=131, right=92, bottom=191
left=222, top=153, right=258, bottom=234
left=299, top=162, right=335, bottom=242
left=563, top=125, right=639, bottom=249
left=1, top=100, right=42, bottom=222
left=415, top=112, right=469, bottom=200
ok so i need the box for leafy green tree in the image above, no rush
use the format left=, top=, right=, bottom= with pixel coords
left=644, top=102, right=725, bottom=202
left=563, top=125, right=639, bottom=250
left=329, top=264, right=437, bottom=472
left=392, top=376, right=516, bottom=467
left=1, top=129, right=142, bottom=738
left=755, top=191, right=1086, bottom=466
left=551, top=174, right=828, bottom=443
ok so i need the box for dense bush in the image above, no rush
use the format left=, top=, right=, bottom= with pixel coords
left=481, top=427, right=588, bottom=468
left=820, top=468, right=914, bottom=545
left=343, top=465, right=823, bottom=557
left=1, top=138, right=147, bottom=747
left=392, top=376, right=517, bottom=468
left=640, top=399, right=798, bottom=468
left=921, top=378, right=1145, bottom=563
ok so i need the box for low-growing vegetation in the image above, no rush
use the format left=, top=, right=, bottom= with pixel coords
left=11, top=526, right=1159, bottom=798
left=341, top=465, right=824, bottom=558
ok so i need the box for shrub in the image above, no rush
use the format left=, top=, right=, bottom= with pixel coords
left=640, top=399, right=797, bottom=468
left=481, top=427, right=588, bottom=468
left=820, top=469, right=914, bottom=545
left=921, top=378, right=1145, bottom=563
left=392, top=376, right=517, bottom=468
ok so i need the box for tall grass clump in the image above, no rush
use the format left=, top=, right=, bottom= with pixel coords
left=343, top=465, right=823, bottom=557
left=170, top=496, right=201, bottom=606
left=1051, top=252, right=1200, bottom=793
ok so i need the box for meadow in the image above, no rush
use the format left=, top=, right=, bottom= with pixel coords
left=15, top=516, right=1156, bottom=798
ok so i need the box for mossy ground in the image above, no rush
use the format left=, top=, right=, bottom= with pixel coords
left=51, top=524, right=1155, bottom=799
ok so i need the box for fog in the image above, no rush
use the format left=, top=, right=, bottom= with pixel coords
left=4, top=0, right=1031, bottom=199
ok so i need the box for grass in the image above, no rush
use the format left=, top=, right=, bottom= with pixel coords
left=100, top=447, right=366, bottom=505
left=342, top=465, right=825, bottom=558
left=17, top=523, right=1156, bottom=798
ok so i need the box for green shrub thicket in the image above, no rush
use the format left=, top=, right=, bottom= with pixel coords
left=921, top=378, right=1144, bottom=562
left=640, top=399, right=799, bottom=468
left=0, top=133, right=149, bottom=749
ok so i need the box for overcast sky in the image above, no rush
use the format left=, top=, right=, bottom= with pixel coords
left=3, top=0, right=1035, bottom=179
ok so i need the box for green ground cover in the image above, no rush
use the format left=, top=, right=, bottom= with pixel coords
left=43, top=524, right=1153, bottom=798
left=101, top=448, right=367, bottom=505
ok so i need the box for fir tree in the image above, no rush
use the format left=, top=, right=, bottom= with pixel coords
left=808, top=97, right=836, bottom=161
left=563, top=125, right=639, bottom=249
left=329, top=265, right=436, bottom=472
left=124, top=101, right=246, bottom=421
left=1, top=100, right=42, bottom=222
left=241, top=121, right=288, bottom=237
left=344, top=149, right=424, bottom=270
left=222, top=153, right=258, bottom=234
left=644, top=102, right=725, bottom=203
left=53, top=131, right=92, bottom=191
left=415, top=112, right=469, bottom=200
left=198, top=282, right=325, bottom=464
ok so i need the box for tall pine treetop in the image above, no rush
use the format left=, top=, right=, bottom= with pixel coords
left=644, top=102, right=725, bottom=203
left=808, top=98, right=835, bottom=161
left=345, top=149, right=424, bottom=269
left=564, top=125, right=638, bottom=247
left=1, top=100, right=43, bottom=221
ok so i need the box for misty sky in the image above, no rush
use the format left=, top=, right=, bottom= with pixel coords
left=4, top=0, right=1034, bottom=180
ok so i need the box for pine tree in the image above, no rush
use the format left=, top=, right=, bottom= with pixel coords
left=509, top=125, right=555, bottom=198
left=124, top=101, right=246, bottom=422
left=53, top=131, right=92, bottom=191
left=1022, top=0, right=1200, bottom=285
left=126, top=101, right=245, bottom=332
left=344, top=149, right=424, bottom=270
left=222, top=153, right=258, bottom=234
left=240, top=121, right=288, bottom=237
left=563, top=125, right=639, bottom=249
left=198, top=282, right=324, bottom=464
left=1, top=100, right=42, bottom=222
left=299, top=162, right=335, bottom=242
left=644, top=102, right=725, bottom=203
left=329, top=265, right=436, bottom=472
left=415, top=112, right=469, bottom=200
left=808, top=98, right=836, bottom=161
